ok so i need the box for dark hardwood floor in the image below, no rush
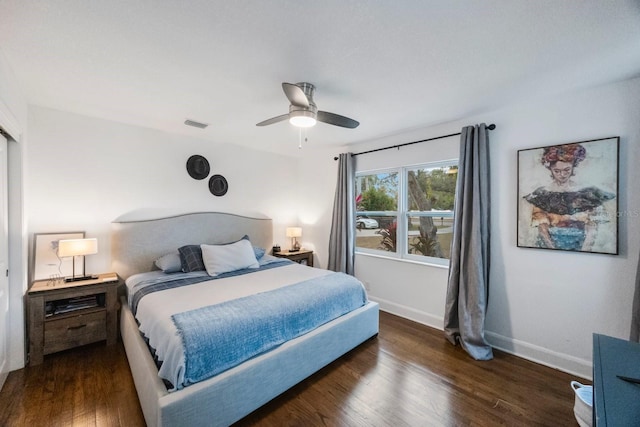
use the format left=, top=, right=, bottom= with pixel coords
left=0, top=312, right=581, bottom=426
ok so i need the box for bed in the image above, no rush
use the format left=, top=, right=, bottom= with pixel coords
left=111, top=212, right=379, bottom=426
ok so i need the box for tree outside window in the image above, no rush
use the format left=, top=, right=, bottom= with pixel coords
left=355, top=171, right=398, bottom=252
left=406, top=164, right=457, bottom=261
left=355, top=161, right=458, bottom=265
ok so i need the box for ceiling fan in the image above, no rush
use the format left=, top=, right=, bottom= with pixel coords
left=256, top=82, right=359, bottom=129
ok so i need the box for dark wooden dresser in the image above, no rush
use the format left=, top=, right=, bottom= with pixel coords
left=593, top=333, right=640, bottom=426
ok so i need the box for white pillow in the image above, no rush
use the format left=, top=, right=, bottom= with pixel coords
left=201, top=239, right=259, bottom=277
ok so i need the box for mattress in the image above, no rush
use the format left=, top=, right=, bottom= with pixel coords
left=126, top=256, right=367, bottom=390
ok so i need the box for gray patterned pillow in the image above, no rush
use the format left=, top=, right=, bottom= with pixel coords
left=178, top=245, right=205, bottom=272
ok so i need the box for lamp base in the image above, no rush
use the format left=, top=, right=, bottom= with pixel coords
left=65, top=275, right=98, bottom=283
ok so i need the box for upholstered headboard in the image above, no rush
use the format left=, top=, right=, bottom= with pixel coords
left=111, top=212, right=273, bottom=279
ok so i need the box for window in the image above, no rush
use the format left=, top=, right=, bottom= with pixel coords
left=355, top=170, right=398, bottom=252
left=355, top=160, right=458, bottom=265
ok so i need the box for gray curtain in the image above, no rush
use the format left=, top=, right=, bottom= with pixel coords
left=443, top=124, right=493, bottom=360
left=631, top=251, right=640, bottom=342
left=328, top=153, right=355, bottom=275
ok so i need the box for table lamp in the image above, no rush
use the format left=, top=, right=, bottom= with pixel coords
left=57, top=238, right=98, bottom=282
left=286, top=227, right=302, bottom=252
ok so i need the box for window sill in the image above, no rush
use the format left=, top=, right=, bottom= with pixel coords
left=355, top=251, right=450, bottom=270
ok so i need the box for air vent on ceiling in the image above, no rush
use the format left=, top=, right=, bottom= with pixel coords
left=184, top=119, right=209, bottom=129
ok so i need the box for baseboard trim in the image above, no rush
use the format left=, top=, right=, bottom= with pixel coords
left=369, top=296, right=592, bottom=380
left=485, top=331, right=592, bottom=380
left=369, top=296, right=444, bottom=331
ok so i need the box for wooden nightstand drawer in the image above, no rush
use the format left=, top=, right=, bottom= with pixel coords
left=44, top=310, right=107, bottom=354
left=28, top=272, right=120, bottom=365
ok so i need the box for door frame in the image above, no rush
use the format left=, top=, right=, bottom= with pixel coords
left=0, top=133, right=8, bottom=389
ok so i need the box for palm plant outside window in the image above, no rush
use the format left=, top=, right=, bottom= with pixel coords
left=355, top=160, right=458, bottom=265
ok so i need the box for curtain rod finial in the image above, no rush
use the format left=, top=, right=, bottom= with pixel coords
left=487, top=124, right=496, bottom=130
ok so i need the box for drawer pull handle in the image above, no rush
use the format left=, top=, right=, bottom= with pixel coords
left=67, top=324, right=87, bottom=331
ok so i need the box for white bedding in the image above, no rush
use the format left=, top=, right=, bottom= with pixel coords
left=126, top=261, right=331, bottom=390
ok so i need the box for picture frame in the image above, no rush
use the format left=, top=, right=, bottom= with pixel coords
left=31, top=231, right=85, bottom=282
left=517, top=137, right=619, bottom=255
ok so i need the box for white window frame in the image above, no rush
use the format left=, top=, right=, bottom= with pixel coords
left=355, top=159, right=458, bottom=267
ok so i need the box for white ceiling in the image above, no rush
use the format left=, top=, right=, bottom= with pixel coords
left=2, top=1, right=640, bottom=155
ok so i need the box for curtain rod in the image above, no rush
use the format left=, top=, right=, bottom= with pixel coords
left=333, top=123, right=496, bottom=160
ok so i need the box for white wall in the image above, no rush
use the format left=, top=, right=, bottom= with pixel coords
left=294, top=149, right=344, bottom=267
left=484, top=77, right=640, bottom=378
left=26, top=106, right=300, bottom=281
left=299, top=76, right=640, bottom=379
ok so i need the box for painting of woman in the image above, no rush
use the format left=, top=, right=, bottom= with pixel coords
left=517, top=138, right=619, bottom=254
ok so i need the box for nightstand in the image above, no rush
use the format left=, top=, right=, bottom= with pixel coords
left=27, top=272, right=120, bottom=366
left=273, top=249, right=314, bottom=267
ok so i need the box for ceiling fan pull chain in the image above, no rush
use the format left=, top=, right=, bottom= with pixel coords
left=298, top=128, right=309, bottom=149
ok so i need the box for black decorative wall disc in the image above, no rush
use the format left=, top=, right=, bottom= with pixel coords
left=186, top=155, right=210, bottom=180
left=209, top=174, right=228, bottom=196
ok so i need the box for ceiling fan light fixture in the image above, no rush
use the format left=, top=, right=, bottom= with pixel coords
left=289, top=110, right=317, bottom=128
left=257, top=82, right=358, bottom=129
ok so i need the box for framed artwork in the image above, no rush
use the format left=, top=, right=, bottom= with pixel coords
left=31, top=231, right=85, bottom=281
left=517, top=137, right=619, bottom=255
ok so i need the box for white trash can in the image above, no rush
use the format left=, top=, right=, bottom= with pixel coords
left=571, top=381, right=593, bottom=427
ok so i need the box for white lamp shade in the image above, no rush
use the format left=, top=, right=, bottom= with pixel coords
left=58, top=238, right=98, bottom=257
left=286, top=227, right=302, bottom=238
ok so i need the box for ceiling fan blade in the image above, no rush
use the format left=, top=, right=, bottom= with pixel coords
left=317, top=111, right=360, bottom=129
left=256, top=114, right=289, bottom=126
left=282, top=83, right=309, bottom=108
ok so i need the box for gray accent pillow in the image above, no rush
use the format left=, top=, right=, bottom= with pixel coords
left=154, top=252, right=182, bottom=273
left=178, top=245, right=205, bottom=272
left=253, top=246, right=265, bottom=259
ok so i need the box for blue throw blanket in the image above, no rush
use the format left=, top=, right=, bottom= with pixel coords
left=171, top=272, right=367, bottom=386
